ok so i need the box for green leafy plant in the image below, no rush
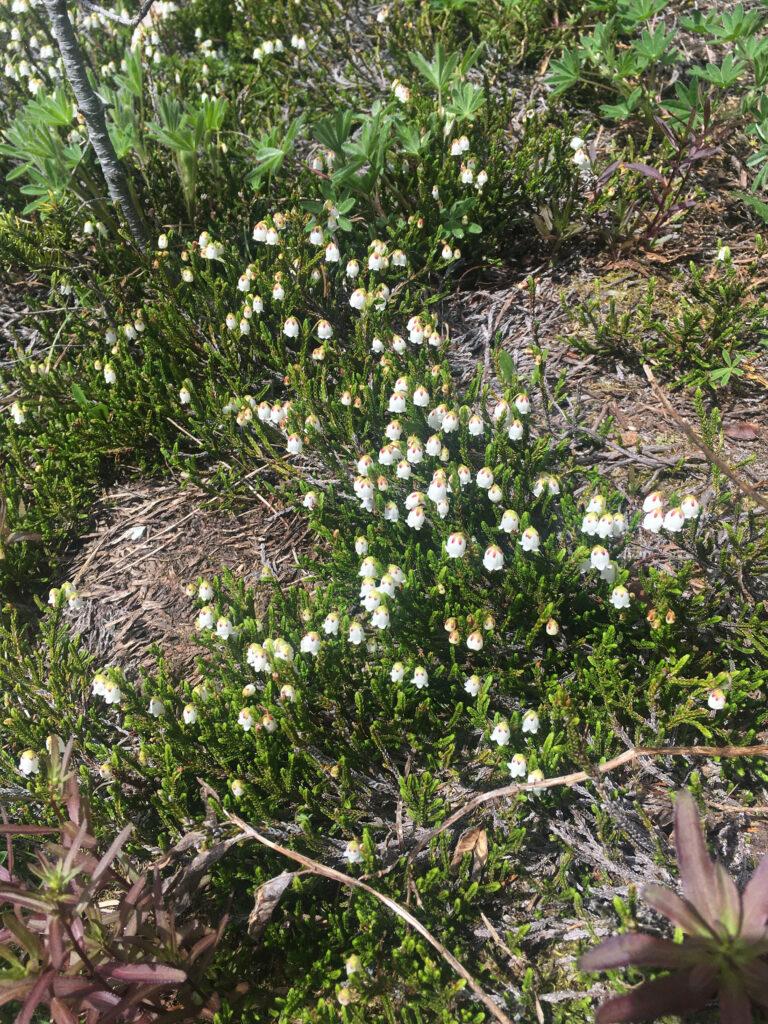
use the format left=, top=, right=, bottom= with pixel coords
left=580, top=789, right=768, bottom=1022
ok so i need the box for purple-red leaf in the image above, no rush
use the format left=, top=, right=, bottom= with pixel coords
left=594, top=967, right=716, bottom=1024
left=15, top=968, right=55, bottom=1024
left=579, top=933, right=693, bottom=972
left=50, top=997, right=77, bottom=1024
left=740, top=853, right=768, bottom=937
left=641, top=884, right=711, bottom=937
left=673, top=791, right=718, bottom=929
left=744, top=959, right=768, bottom=1009
left=99, top=961, right=187, bottom=985
left=624, top=162, right=666, bottom=183
left=720, top=986, right=753, bottom=1024
left=0, top=826, right=58, bottom=836
left=713, top=862, right=741, bottom=936
left=0, top=980, right=35, bottom=1008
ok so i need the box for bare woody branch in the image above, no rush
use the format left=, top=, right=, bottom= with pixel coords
left=43, top=0, right=149, bottom=250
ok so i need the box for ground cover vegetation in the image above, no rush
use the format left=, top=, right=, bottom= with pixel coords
left=1, top=0, right=768, bottom=1021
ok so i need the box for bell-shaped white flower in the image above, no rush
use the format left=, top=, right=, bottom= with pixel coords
left=18, top=750, right=40, bottom=776
left=390, top=662, right=405, bottom=682
left=483, top=544, right=504, bottom=571
left=490, top=721, right=510, bottom=746
left=406, top=506, right=426, bottom=530
left=590, top=545, right=610, bottom=570
left=468, top=413, right=484, bottom=436
left=262, top=712, right=278, bottom=733
left=680, top=494, right=701, bottom=519
left=412, top=666, right=428, bottom=689
left=507, top=753, right=527, bottom=779
left=348, top=623, right=364, bottom=645
left=467, top=630, right=483, bottom=651
left=612, top=512, right=627, bottom=536
left=500, top=509, right=520, bottom=534
left=303, top=491, right=318, bottom=510
left=519, top=527, right=540, bottom=552
left=216, top=616, right=235, bottom=639
left=323, top=612, right=340, bottom=635
left=183, top=704, right=198, bottom=725
left=708, top=687, right=726, bottom=710
left=445, top=532, right=467, bottom=558
left=664, top=507, right=685, bottom=532
left=231, top=779, right=245, bottom=798
left=464, top=675, right=481, bottom=697
left=349, top=288, right=368, bottom=310
left=345, top=839, right=363, bottom=864
left=476, top=467, right=494, bottom=489
left=147, top=697, right=165, bottom=717
left=610, top=585, right=631, bottom=609
left=425, top=435, right=441, bottom=456
left=388, top=564, right=405, bottom=586
left=514, top=393, right=530, bottom=415
left=642, top=509, right=664, bottom=533
left=388, top=390, right=407, bottom=413
left=642, top=491, right=663, bottom=513
left=442, top=410, right=459, bottom=433
left=196, top=606, right=214, bottom=630
left=521, top=710, right=539, bottom=734
left=371, top=605, right=390, bottom=629
left=413, top=385, right=430, bottom=407
left=488, top=485, right=503, bottom=504
left=300, top=632, right=321, bottom=656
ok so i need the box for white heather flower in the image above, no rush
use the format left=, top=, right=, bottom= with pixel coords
left=182, top=704, right=199, bottom=729
left=508, top=753, right=527, bottom=779
left=371, top=605, right=390, bottom=629
left=317, top=319, right=333, bottom=339
left=309, top=226, right=324, bottom=246
left=500, top=509, right=520, bottom=534
left=716, top=246, right=730, bottom=262
left=363, top=589, right=382, bottom=612
left=600, top=561, right=618, bottom=584
left=586, top=494, right=606, bottom=515
left=493, top=400, right=511, bottom=426
left=642, top=491, right=663, bottom=513
left=457, top=465, right=472, bottom=487
left=198, top=580, right=213, bottom=602
left=413, top=385, right=429, bottom=407
left=476, top=467, right=494, bottom=489
left=406, top=506, right=426, bottom=530
left=467, top=630, right=483, bottom=651
left=182, top=268, right=194, bottom=283
left=283, top=316, right=299, bottom=338
left=468, top=414, right=484, bottom=436
left=708, top=688, right=726, bottom=710
left=522, top=710, right=539, bottom=734
left=384, top=501, right=399, bottom=522
left=92, top=673, right=108, bottom=697
left=238, top=273, right=250, bottom=292
left=427, top=476, right=447, bottom=503
left=345, top=840, right=363, bottom=864
left=103, top=681, right=123, bottom=705
left=323, top=612, right=340, bottom=635
left=385, top=419, right=403, bottom=441
left=147, top=697, right=165, bottom=717
left=428, top=404, right=447, bottom=429
left=519, top=527, right=540, bottom=553
left=514, top=393, right=530, bottom=415
left=446, top=532, right=467, bottom=558
left=272, top=282, right=285, bottom=301
left=590, top=545, right=610, bottom=570
left=664, top=507, right=685, bottom=533
left=582, top=513, right=599, bottom=535
left=303, top=491, right=318, bottom=510
left=507, top=419, right=523, bottom=441
left=216, top=616, right=235, bottom=639
left=387, top=564, right=404, bottom=586
left=196, top=605, right=214, bottom=630
left=435, top=499, right=450, bottom=518
left=252, top=295, right=264, bottom=313
left=274, top=639, right=294, bottom=664
left=597, top=514, right=614, bottom=539
left=610, top=585, right=631, bottom=609
left=340, top=390, right=353, bottom=406
left=261, top=712, right=277, bottom=733
left=346, top=259, right=360, bottom=279
left=533, top=476, right=548, bottom=498
left=240, top=708, right=258, bottom=732
left=179, top=386, right=191, bottom=405
left=349, top=288, right=367, bottom=310
left=98, top=762, right=114, bottom=781
left=253, top=222, right=267, bottom=242
left=527, top=769, right=545, bottom=791
left=247, top=643, right=269, bottom=671
left=642, top=509, right=664, bottom=533
left=157, top=233, right=168, bottom=250
left=325, top=241, right=340, bottom=262
left=572, top=148, right=590, bottom=168
left=18, top=750, right=39, bottom=776
left=231, top=779, right=245, bottom=798
left=464, top=675, right=482, bottom=697
left=483, top=545, right=504, bottom=571
left=357, top=454, right=373, bottom=476
left=490, top=721, right=510, bottom=746
left=312, top=345, right=326, bottom=363
left=348, top=623, right=364, bottom=645
left=10, top=401, right=26, bottom=425
left=378, top=574, right=396, bottom=598
left=680, top=494, right=701, bottom=519
left=300, top=632, right=321, bottom=656
left=459, top=135, right=470, bottom=152
left=425, top=435, right=441, bottom=457
left=442, top=410, right=459, bottom=433
left=441, top=243, right=453, bottom=260
left=359, top=556, right=378, bottom=578
left=103, top=363, right=117, bottom=384
left=476, top=169, right=488, bottom=187
left=612, top=512, right=627, bottom=536
left=412, top=666, right=429, bottom=689
left=450, top=138, right=462, bottom=156
left=390, top=662, right=405, bottom=682
left=405, top=492, right=424, bottom=511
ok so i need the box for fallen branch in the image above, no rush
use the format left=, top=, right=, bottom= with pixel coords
left=197, top=780, right=514, bottom=1024
left=643, top=365, right=768, bottom=514
left=391, top=743, right=768, bottom=874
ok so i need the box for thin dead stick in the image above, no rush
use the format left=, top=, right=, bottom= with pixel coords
left=197, top=780, right=513, bottom=1024
left=643, top=365, right=768, bottom=513
left=394, top=744, right=768, bottom=874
